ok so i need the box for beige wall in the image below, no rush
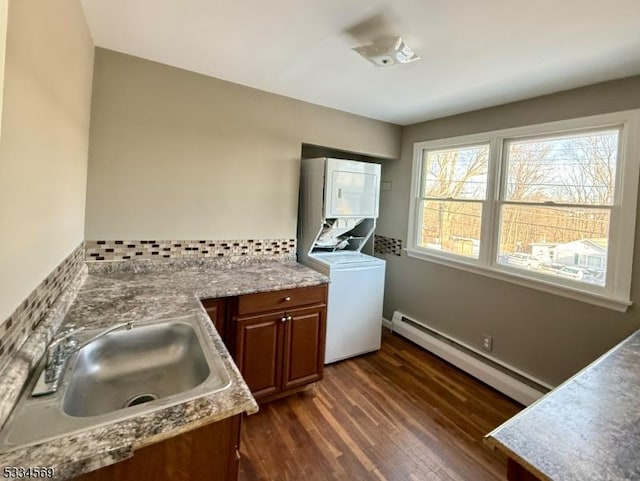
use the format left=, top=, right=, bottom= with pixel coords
left=0, top=0, right=7, bottom=138
left=85, top=49, right=401, bottom=241
left=378, top=75, right=640, bottom=386
left=0, top=0, right=94, bottom=321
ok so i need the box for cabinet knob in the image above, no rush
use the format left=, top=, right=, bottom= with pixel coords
left=283, top=296, right=291, bottom=302
left=286, top=315, right=292, bottom=322
left=280, top=316, right=287, bottom=323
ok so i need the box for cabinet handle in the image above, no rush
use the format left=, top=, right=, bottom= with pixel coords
left=283, top=296, right=291, bottom=302
left=286, top=315, right=292, bottom=322
left=280, top=316, right=287, bottom=323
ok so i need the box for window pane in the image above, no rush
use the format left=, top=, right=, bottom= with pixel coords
left=498, top=205, right=609, bottom=286
left=505, top=129, right=619, bottom=205
left=419, top=200, right=482, bottom=258
left=423, top=144, right=489, bottom=200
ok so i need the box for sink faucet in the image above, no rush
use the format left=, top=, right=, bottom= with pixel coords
left=43, top=327, right=83, bottom=383
left=32, top=321, right=135, bottom=397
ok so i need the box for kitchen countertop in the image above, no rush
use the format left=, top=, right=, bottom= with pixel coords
left=0, top=257, right=329, bottom=480
left=485, top=330, right=640, bottom=481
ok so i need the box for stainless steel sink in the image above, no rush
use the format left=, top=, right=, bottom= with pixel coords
left=63, top=321, right=211, bottom=417
left=0, top=314, right=232, bottom=453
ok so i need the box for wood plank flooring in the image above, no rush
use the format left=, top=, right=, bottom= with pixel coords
left=239, top=330, right=523, bottom=481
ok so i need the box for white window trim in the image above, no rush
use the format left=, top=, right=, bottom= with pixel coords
left=406, top=109, right=640, bottom=312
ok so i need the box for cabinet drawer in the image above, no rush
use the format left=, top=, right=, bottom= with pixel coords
left=237, top=284, right=327, bottom=316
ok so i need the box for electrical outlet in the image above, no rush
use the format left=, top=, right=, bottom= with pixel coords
left=482, top=334, right=493, bottom=352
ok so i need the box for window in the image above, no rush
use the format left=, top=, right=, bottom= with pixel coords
left=497, top=129, right=617, bottom=287
left=407, top=110, right=640, bottom=311
left=418, top=144, right=489, bottom=258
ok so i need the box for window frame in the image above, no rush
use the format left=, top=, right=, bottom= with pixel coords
left=406, top=110, right=640, bottom=312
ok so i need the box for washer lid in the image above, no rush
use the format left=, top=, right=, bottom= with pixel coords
left=312, top=252, right=382, bottom=266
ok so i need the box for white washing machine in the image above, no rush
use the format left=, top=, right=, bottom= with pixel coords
left=308, top=252, right=386, bottom=364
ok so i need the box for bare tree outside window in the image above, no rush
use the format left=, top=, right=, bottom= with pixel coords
left=419, top=145, right=488, bottom=258
left=498, top=130, right=618, bottom=286
left=556, top=132, right=617, bottom=205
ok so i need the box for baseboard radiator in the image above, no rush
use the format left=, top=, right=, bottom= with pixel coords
left=390, top=311, right=552, bottom=406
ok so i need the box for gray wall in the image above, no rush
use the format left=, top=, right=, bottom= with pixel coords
left=85, top=49, right=401, bottom=241
left=378, top=75, right=640, bottom=386
left=0, top=0, right=94, bottom=322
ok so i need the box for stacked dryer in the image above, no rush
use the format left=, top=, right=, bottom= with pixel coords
left=297, top=158, right=385, bottom=364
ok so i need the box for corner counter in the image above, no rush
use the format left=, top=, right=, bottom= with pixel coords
left=485, top=330, right=640, bottom=481
left=0, top=257, right=328, bottom=480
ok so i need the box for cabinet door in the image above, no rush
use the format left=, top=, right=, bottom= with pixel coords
left=202, top=298, right=227, bottom=341
left=281, top=305, right=326, bottom=391
left=227, top=416, right=242, bottom=481
left=235, top=312, right=283, bottom=399
left=73, top=414, right=242, bottom=481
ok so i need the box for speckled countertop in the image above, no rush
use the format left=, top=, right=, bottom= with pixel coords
left=485, top=330, right=640, bottom=481
left=0, top=257, right=328, bottom=480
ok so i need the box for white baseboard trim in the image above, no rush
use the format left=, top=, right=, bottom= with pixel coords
left=390, top=311, right=552, bottom=406
left=381, top=317, right=392, bottom=330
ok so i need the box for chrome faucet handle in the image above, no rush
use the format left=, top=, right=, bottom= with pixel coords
left=47, top=327, right=84, bottom=366
left=52, top=326, right=84, bottom=345
left=43, top=327, right=82, bottom=384
left=52, top=327, right=71, bottom=339
left=59, top=324, right=84, bottom=337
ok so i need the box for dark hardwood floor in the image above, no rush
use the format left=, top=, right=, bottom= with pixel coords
left=239, top=330, right=523, bottom=481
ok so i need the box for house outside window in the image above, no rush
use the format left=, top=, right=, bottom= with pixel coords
left=407, top=110, right=640, bottom=311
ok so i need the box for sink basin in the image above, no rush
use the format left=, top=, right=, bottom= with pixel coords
left=0, top=314, right=232, bottom=453
left=64, top=321, right=210, bottom=417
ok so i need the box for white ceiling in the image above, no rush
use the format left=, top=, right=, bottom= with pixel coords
left=80, top=0, right=640, bottom=126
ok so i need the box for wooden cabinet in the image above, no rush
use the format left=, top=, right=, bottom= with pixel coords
left=202, top=298, right=227, bottom=340
left=506, top=459, right=542, bottom=481
left=281, top=305, right=325, bottom=391
left=233, top=284, right=327, bottom=402
left=202, top=284, right=327, bottom=402
left=235, top=310, right=282, bottom=399
left=73, top=414, right=241, bottom=481
left=237, top=285, right=327, bottom=315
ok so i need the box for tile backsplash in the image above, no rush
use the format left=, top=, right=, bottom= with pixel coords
left=0, top=237, right=298, bottom=372
left=0, top=244, right=85, bottom=374
left=374, top=235, right=403, bottom=256
left=85, top=238, right=297, bottom=261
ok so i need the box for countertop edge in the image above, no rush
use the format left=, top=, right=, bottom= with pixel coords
left=484, top=330, right=640, bottom=481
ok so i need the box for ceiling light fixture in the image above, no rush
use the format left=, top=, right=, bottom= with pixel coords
left=352, top=36, right=420, bottom=67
